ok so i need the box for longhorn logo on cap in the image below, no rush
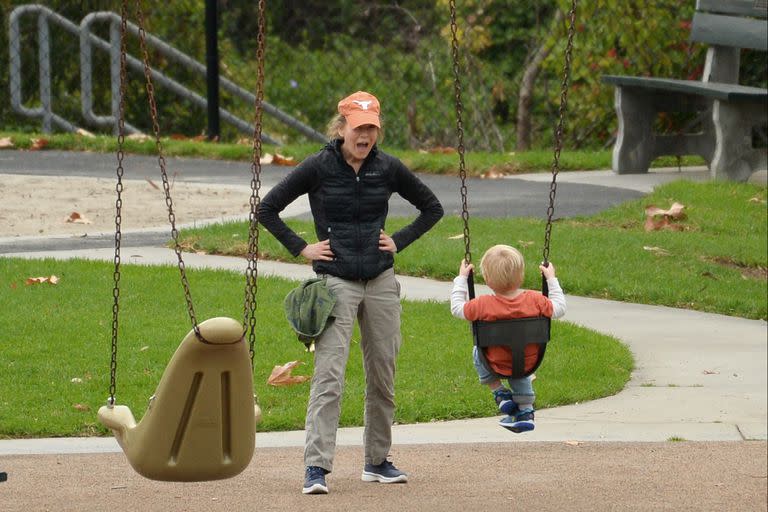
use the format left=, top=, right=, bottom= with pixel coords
left=352, top=100, right=373, bottom=110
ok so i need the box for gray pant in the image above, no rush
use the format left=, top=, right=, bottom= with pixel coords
left=304, top=267, right=402, bottom=472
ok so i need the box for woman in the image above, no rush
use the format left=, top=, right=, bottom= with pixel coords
left=259, top=91, right=444, bottom=495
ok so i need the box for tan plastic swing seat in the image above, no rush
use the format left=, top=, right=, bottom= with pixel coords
left=98, top=317, right=260, bottom=482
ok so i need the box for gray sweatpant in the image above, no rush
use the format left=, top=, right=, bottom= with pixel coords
left=304, top=267, right=402, bottom=472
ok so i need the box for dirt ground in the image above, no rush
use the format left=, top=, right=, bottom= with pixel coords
left=0, top=173, right=251, bottom=238
left=1, top=442, right=766, bottom=512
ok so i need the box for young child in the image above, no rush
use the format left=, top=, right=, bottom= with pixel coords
left=450, top=244, right=566, bottom=432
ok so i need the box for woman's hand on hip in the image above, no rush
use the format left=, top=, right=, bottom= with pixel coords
left=300, top=240, right=335, bottom=261
left=379, top=229, right=397, bottom=254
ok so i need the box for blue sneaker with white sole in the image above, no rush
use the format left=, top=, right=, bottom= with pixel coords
left=499, top=408, right=535, bottom=433
left=361, top=460, right=408, bottom=483
left=302, top=466, right=329, bottom=494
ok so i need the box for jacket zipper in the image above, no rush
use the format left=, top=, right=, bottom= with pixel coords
left=355, top=173, right=362, bottom=279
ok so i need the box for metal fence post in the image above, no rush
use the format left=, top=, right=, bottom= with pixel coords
left=37, top=12, right=52, bottom=133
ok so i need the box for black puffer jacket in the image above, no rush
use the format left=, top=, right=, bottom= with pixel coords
left=259, top=140, right=444, bottom=280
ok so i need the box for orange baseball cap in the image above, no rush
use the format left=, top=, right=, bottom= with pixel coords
left=337, top=91, right=381, bottom=129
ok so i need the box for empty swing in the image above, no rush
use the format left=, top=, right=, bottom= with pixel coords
left=97, top=0, right=267, bottom=482
left=448, top=0, right=577, bottom=379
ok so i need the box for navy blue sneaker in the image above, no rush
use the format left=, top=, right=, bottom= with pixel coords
left=302, top=466, right=329, bottom=494
left=492, top=387, right=518, bottom=416
left=361, top=460, right=408, bottom=483
left=499, top=408, right=535, bottom=433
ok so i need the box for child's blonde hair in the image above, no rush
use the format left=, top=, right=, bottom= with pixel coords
left=480, top=244, right=525, bottom=293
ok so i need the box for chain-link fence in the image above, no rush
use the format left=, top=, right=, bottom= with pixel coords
left=4, top=2, right=509, bottom=151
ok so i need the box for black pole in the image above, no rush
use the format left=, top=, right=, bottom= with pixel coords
left=205, top=0, right=220, bottom=141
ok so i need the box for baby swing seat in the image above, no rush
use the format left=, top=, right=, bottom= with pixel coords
left=473, top=316, right=551, bottom=378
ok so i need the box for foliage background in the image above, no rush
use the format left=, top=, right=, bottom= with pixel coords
left=1, top=0, right=766, bottom=150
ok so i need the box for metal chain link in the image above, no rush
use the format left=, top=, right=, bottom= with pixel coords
left=542, top=0, right=577, bottom=266
left=243, top=0, right=266, bottom=369
left=107, top=0, right=131, bottom=406
left=133, top=0, right=203, bottom=339
left=448, top=0, right=471, bottom=267
left=450, top=0, right=577, bottom=297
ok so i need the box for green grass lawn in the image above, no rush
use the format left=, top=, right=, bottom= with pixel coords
left=180, top=180, right=768, bottom=320
left=0, top=258, right=631, bottom=438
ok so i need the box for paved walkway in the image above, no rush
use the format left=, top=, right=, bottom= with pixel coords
left=0, top=163, right=766, bottom=511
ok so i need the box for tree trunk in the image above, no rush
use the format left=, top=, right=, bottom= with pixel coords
left=516, top=10, right=564, bottom=151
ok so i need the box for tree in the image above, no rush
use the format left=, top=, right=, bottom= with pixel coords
left=516, top=9, right=564, bottom=150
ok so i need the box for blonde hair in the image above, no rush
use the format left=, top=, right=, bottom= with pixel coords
left=325, top=113, right=384, bottom=142
left=480, top=244, right=525, bottom=293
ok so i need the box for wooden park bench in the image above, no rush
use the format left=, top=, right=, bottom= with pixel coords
left=602, top=0, right=767, bottom=182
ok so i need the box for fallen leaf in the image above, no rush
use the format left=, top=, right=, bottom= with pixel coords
left=748, top=196, right=766, bottom=204
left=703, top=369, right=719, bottom=375
left=427, top=146, right=456, bottom=154
left=30, top=138, right=49, bottom=150
left=272, top=153, right=297, bottom=166
left=267, top=360, right=310, bottom=387
left=645, top=202, right=685, bottom=219
left=518, top=240, right=535, bottom=248
left=0, top=137, right=14, bottom=149
left=65, top=212, right=92, bottom=224
left=447, top=234, right=464, bottom=240
left=564, top=440, right=582, bottom=446
left=71, top=377, right=83, bottom=383
left=644, top=202, right=687, bottom=231
left=73, top=403, right=90, bottom=411
left=644, top=216, right=686, bottom=232
left=480, top=169, right=506, bottom=179
left=75, top=128, right=95, bottom=138
left=643, top=246, right=671, bottom=256
left=25, top=275, right=59, bottom=285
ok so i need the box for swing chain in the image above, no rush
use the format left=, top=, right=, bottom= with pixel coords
left=108, top=0, right=131, bottom=406
left=542, top=0, right=577, bottom=266
left=243, top=0, right=266, bottom=368
left=133, top=1, right=202, bottom=338
left=448, top=0, right=471, bottom=266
